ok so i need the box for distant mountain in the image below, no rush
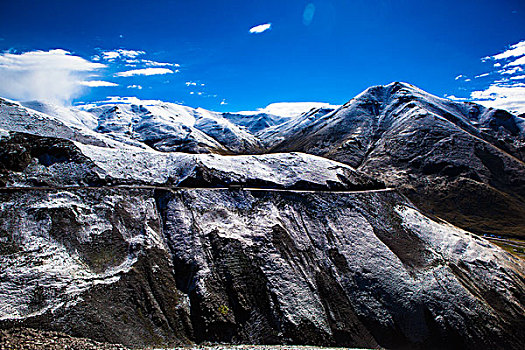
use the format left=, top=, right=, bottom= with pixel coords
left=268, top=82, right=525, bottom=238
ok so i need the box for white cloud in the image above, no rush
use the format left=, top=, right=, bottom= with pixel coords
left=454, top=40, right=525, bottom=114
left=123, top=58, right=180, bottom=68
left=500, top=66, right=523, bottom=75
left=127, top=84, right=143, bottom=89
left=445, top=95, right=468, bottom=101
left=98, top=49, right=180, bottom=69
left=249, top=23, right=272, bottom=34
left=455, top=74, right=465, bottom=80
left=489, top=40, right=525, bottom=60
left=115, top=67, right=174, bottom=77
left=507, top=55, right=525, bottom=67
left=80, top=80, right=118, bottom=87
left=101, top=49, right=145, bottom=61
left=241, top=102, right=340, bottom=118
left=0, top=49, right=106, bottom=104
left=484, top=40, right=525, bottom=70
left=186, top=81, right=197, bottom=86
left=469, top=83, right=525, bottom=114
left=142, top=59, right=179, bottom=67
left=220, top=99, right=227, bottom=105
left=98, top=96, right=164, bottom=105
left=474, top=73, right=490, bottom=78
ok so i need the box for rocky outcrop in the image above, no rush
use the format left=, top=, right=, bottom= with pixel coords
left=1, top=188, right=524, bottom=349
left=0, top=128, right=383, bottom=191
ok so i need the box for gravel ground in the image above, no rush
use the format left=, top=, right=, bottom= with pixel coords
left=0, top=328, right=371, bottom=350
left=0, top=328, right=129, bottom=350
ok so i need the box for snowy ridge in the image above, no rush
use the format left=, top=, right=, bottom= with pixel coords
left=236, top=102, right=340, bottom=119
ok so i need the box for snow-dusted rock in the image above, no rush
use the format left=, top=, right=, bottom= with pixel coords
left=83, top=102, right=262, bottom=154
left=0, top=188, right=523, bottom=349
left=0, top=128, right=382, bottom=190
left=1, top=84, right=525, bottom=350
left=267, top=82, right=525, bottom=237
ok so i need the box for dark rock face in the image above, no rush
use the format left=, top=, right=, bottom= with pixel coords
left=0, top=132, right=104, bottom=187
left=1, top=188, right=524, bottom=349
left=0, top=189, right=192, bottom=347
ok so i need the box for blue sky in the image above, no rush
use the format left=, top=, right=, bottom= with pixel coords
left=0, top=0, right=524, bottom=112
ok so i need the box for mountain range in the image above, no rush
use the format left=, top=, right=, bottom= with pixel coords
left=0, top=82, right=524, bottom=349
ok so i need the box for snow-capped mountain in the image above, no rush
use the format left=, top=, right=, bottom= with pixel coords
left=23, top=99, right=342, bottom=153
left=1, top=83, right=524, bottom=350
left=7, top=82, right=525, bottom=237
left=266, top=82, right=525, bottom=237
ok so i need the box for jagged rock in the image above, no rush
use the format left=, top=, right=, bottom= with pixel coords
left=0, top=129, right=383, bottom=191
left=0, top=188, right=523, bottom=349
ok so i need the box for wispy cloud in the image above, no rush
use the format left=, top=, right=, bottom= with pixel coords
left=469, top=84, right=525, bottom=114
left=115, top=67, right=175, bottom=77
left=0, top=49, right=106, bottom=104
left=185, top=81, right=205, bottom=86
left=474, top=73, right=490, bottom=78
left=249, top=23, right=272, bottom=34
left=127, top=84, right=143, bottom=89
left=485, top=41, right=525, bottom=61
left=80, top=80, right=118, bottom=87
left=88, top=96, right=168, bottom=106
left=451, top=40, right=525, bottom=114
left=507, top=55, right=525, bottom=67
left=141, top=59, right=180, bottom=67
left=99, top=49, right=145, bottom=62
left=96, top=49, right=180, bottom=70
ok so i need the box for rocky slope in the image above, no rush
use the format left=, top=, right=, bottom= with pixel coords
left=0, top=87, right=524, bottom=350
left=267, top=83, right=525, bottom=238
left=0, top=328, right=129, bottom=350
left=14, top=84, right=525, bottom=238
left=1, top=187, right=524, bottom=349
